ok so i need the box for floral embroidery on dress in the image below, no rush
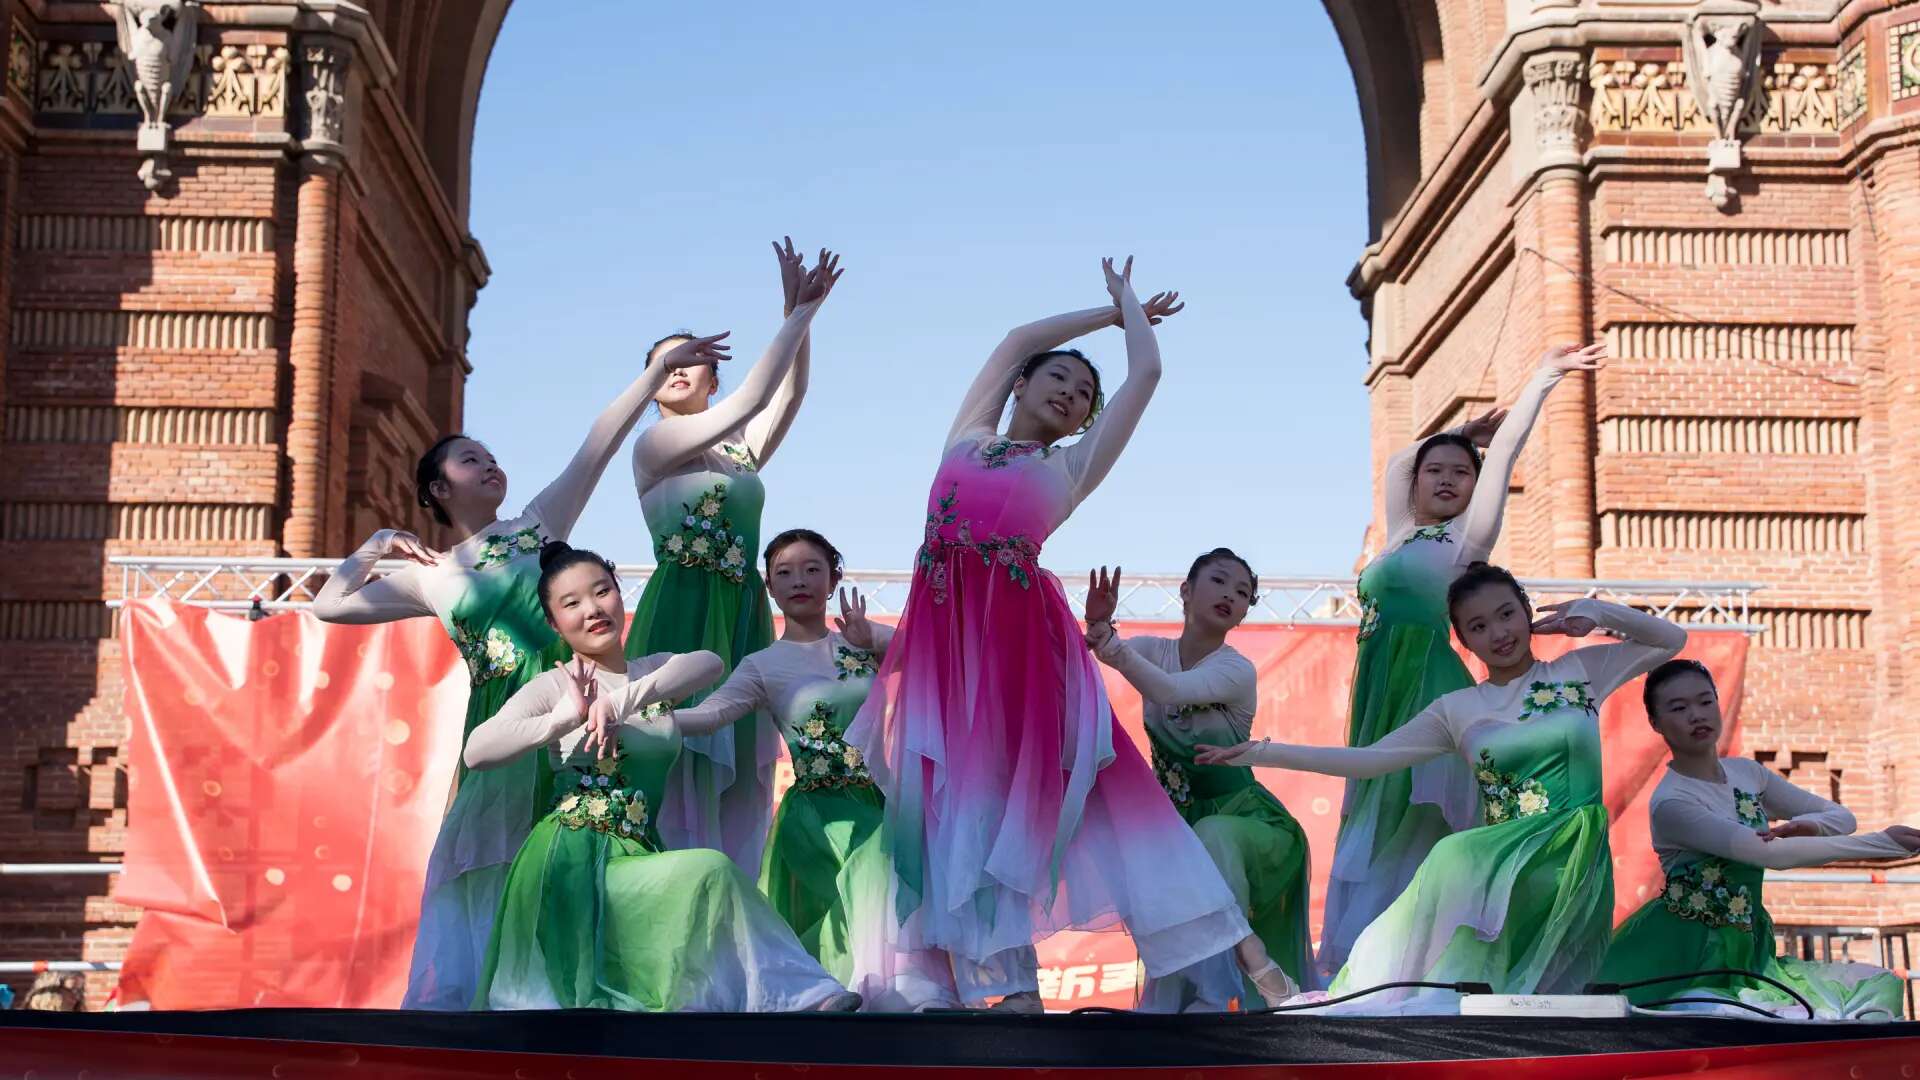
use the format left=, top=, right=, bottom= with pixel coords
left=916, top=483, right=1041, bottom=603
left=451, top=621, right=522, bottom=686
left=1476, top=749, right=1551, bottom=824
left=474, top=524, right=546, bottom=571
left=719, top=442, right=758, bottom=473
left=980, top=437, right=1053, bottom=470
left=1733, top=789, right=1767, bottom=830
left=1401, top=523, right=1453, bottom=547
left=1152, top=746, right=1193, bottom=810
left=1356, top=587, right=1380, bottom=641
left=834, top=645, right=876, bottom=681
left=792, top=701, right=873, bottom=791
left=553, top=753, right=652, bottom=844
left=1662, top=857, right=1754, bottom=929
left=660, top=483, right=749, bottom=584
left=1515, top=679, right=1596, bottom=722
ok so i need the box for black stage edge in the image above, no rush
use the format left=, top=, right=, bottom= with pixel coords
left=2, top=1008, right=1919, bottom=1077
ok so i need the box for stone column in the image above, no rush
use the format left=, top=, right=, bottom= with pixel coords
left=1522, top=52, right=1595, bottom=577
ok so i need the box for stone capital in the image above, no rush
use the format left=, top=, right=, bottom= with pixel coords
left=297, top=34, right=350, bottom=163
left=1520, top=48, right=1587, bottom=173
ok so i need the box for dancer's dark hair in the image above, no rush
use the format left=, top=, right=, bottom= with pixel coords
left=1186, top=546, right=1259, bottom=597
left=1643, top=658, right=1715, bottom=717
left=536, top=541, right=619, bottom=618
left=415, top=434, right=473, bottom=527
left=1446, top=562, right=1529, bottom=629
left=1019, top=349, right=1105, bottom=433
left=764, top=528, right=844, bottom=580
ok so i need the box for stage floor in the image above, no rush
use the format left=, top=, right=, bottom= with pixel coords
left=2, top=1007, right=1918, bottom=1078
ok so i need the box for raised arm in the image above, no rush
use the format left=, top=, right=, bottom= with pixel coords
left=1757, top=768, right=1857, bottom=836
left=311, top=529, right=436, bottom=624
left=1093, top=634, right=1255, bottom=714
left=463, top=668, right=572, bottom=770
left=632, top=293, right=830, bottom=485
left=739, top=241, right=825, bottom=468
left=660, top=654, right=766, bottom=736
left=1456, top=345, right=1601, bottom=560
left=1058, top=265, right=1164, bottom=500
left=1543, top=598, right=1688, bottom=702
left=524, top=337, right=718, bottom=540
left=1653, top=797, right=1910, bottom=871
left=1204, top=701, right=1456, bottom=779
left=604, top=650, right=728, bottom=724
left=945, top=306, right=1116, bottom=446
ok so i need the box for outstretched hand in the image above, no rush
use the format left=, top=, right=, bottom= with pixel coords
left=581, top=696, right=616, bottom=760
left=1102, top=255, right=1138, bottom=308
left=1757, top=819, right=1820, bottom=841
left=1529, top=600, right=1597, bottom=638
left=555, top=657, right=600, bottom=730
left=656, top=332, right=732, bottom=371
left=835, top=586, right=878, bottom=651
left=1543, top=342, right=1606, bottom=373
left=1194, top=740, right=1256, bottom=766
left=1458, top=406, right=1509, bottom=449
left=795, top=249, right=843, bottom=306
left=774, top=236, right=806, bottom=317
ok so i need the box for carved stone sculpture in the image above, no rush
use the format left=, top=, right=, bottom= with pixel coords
left=1682, top=5, right=1764, bottom=209
left=113, top=0, right=199, bottom=191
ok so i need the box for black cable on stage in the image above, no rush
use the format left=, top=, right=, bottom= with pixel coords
left=1067, top=980, right=1495, bottom=1016
left=1585, top=968, right=1813, bottom=1020
left=1634, top=995, right=1792, bottom=1020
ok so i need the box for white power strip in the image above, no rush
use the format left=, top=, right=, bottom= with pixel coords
left=1459, top=994, right=1632, bottom=1018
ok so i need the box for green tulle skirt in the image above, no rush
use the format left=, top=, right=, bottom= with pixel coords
left=474, top=816, right=844, bottom=1012
left=626, top=562, right=775, bottom=864
left=1321, top=615, right=1476, bottom=972
left=760, top=782, right=889, bottom=986
left=1138, top=782, right=1315, bottom=1010
left=1602, top=883, right=1905, bottom=1019
left=1331, top=803, right=1614, bottom=1008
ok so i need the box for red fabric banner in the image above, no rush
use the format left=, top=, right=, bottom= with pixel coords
left=115, top=600, right=1746, bottom=1012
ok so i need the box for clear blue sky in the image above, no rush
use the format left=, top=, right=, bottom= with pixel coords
left=465, top=2, right=1374, bottom=579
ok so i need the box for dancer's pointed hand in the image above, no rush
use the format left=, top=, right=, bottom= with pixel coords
left=835, top=586, right=878, bottom=651
left=1458, top=406, right=1509, bottom=449
left=370, top=528, right=441, bottom=566
left=1195, top=741, right=1255, bottom=766
left=555, top=657, right=599, bottom=730
left=773, top=236, right=805, bottom=317
left=1529, top=600, right=1597, bottom=638
left=1102, top=255, right=1136, bottom=307
left=1084, top=566, right=1121, bottom=627
left=1542, top=342, right=1606, bottom=373
left=796, top=249, right=843, bottom=306
left=581, top=696, right=615, bottom=759
left=656, top=332, right=732, bottom=371
left=1138, top=290, right=1184, bottom=325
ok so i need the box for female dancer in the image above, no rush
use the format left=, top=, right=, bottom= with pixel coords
left=848, top=258, right=1252, bottom=1013
left=1597, top=660, right=1920, bottom=1018
left=668, top=529, right=894, bottom=995
left=1323, top=343, right=1604, bottom=976
left=629, top=241, right=840, bottom=873
left=465, top=542, right=860, bottom=1012
left=1084, top=553, right=1314, bottom=1010
left=314, top=330, right=729, bottom=1010
left=1199, top=564, right=1686, bottom=1010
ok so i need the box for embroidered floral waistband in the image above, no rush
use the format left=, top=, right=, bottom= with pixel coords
left=658, top=483, right=752, bottom=585
left=551, top=754, right=652, bottom=846
left=792, top=702, right=874, bottom=792
left=1475, top=749, right=1553, bottom=824
left=916, top=483, right=1041, bottom=604
left=1661, top=857, right=1756, bottom=929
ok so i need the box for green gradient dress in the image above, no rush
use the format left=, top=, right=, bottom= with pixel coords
left=1093, top=633, right=1313, bottom=1011
left=673, top=630, right=894, bottom=994
left=1599, top=756, right=1908, bottom=1019
left=1323, top=366, right=1567, bottom=976
left=1252, top=600, right=1684, bottom=1012
left=474, top=655, right=848, bottom=1012
left=627, top=441, right=778, bottom=872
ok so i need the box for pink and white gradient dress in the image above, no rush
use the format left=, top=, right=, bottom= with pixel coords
left=847, top=304, right=1249, bottom=1005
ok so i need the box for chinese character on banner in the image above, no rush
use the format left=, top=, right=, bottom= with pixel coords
left=1099, top=962, right=1138, bottom=994
left=1035, top=967, right=1062, bottom=999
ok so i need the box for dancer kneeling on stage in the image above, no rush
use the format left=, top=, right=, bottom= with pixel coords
left=1083, top=553, right=1314, bottom=1009
left=463, top=542, right=862, bottom=1012
left=1597, top=658, right=1920, bottom=1019
left=1198, top=564, right=1686, bottom=1011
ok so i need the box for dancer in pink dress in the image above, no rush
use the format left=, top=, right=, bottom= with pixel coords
left=848, top=258, right=1251, bottom=1011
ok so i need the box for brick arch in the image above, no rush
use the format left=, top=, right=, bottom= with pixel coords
left=1323, top=0, right=1444, bottom=240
